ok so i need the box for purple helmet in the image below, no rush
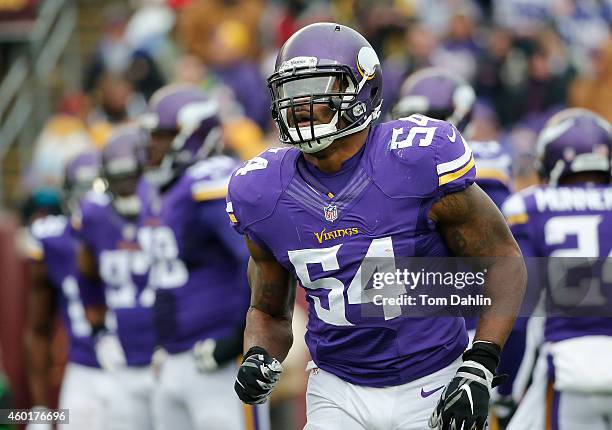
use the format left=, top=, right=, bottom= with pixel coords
left=536, top=108, right=612, bottom=185
left=63, top=150, right=100, bottom=213
left=101, top=125, right=147, bottom=218
left=268, top=22, right=383, bottom=153
left=391, top=67, right=476, bottom=132
left=141, top=83, right=222, bottom=186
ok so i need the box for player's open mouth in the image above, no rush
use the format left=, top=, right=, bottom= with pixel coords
left=292, top=111, right=319, bottom=128
left=298, top=120, right=320, bottom=127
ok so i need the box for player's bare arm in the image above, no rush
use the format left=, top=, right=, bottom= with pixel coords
left=24, top=260, right=56, bottom=407
left=429, top=183, right=527, bottom=346
left=234, top=237, right=294, bottom=404
left=428, top=184, right=526, bottom=430
left=244, top=237, right=295, bottom=361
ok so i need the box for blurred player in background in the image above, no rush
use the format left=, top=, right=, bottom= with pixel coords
left=75, top=126, right=156, bottom=430
left=23, top=151, right=112, bottom=430
left=391, top=66, right=512, bottom=210
left=504, top=108, right=612, bottom=430
left=228, top=23, right=525, bottom=430
left=390, top=67, right=521, bottom=427
left=140, top=84, right=264, bottom=430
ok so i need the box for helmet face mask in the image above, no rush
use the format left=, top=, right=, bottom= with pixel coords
left=63, top=151, right=100, bottom=215
left=270, top=66, right=361, bottom=150
left=268, top=24, right=383, bottom=154
left=141, top=84, right=222, bottom=186
left=101, top=126, right=147, bottom=219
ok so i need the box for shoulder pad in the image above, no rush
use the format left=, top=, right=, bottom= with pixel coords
left=75, top=191, right=111, bottom=233
left=188, top=155, right=240, bottom=202
left=31, top=215, right=68, bottom=240
left=367, top=115, right=475, bottom=198
left=470, top=140, right=512, bottom=187
left=502, top=186, right=539, bottom=226
left=83, top=189, right=111, bottom=206
left=28, top=215, right=69, bottom=260
left=227, top=147, right=297, bottom=233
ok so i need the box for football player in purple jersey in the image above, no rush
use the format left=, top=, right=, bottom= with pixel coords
left=227, top=23, right=526, bottom=430
left=75, top=126, right=157, bottom=429
left=391, top=67, right=512, bottom=209
left=140, top=84, right=265, bottom=430
left=24, top=151, right=115, bottom=430
left=391, top=67, right=521, bottom=428
left=503, top=109, right=612, bottom=430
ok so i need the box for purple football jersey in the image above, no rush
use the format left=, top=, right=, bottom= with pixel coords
left=503, top=184, right=612, bottom=342
left=26, top=215, right=98, bottom=367
left=228, top=115, right=476, bottom=387
left=77, top=189, right=155, bottom=366
left=140, top=155, right=251, bottom=354
left=471, top=140, right=512, bottom=209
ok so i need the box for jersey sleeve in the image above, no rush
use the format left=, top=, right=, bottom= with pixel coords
left=196, top=199, right=250, bottom=263
left=72, top=200, right=98, bottom=252
left=24, top=226, right=45, bottom=261
left=502, top=193, right=537, bottom=257
left=225, top=148, right=290, bottom=250
left=433, top=121, right=476, bottom=197
left=26, top=216, right=68, bottom=261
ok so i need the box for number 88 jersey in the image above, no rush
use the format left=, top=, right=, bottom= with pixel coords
left=227, top=115, right=476, bottom=387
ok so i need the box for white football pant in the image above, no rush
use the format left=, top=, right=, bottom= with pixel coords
left=58, top=363, right=114, bottom=430
left=107, top=366, right=155, bottom=430
left=152, top=350, right=269, bottom=430
left=304, top=358, right=461, bottom=430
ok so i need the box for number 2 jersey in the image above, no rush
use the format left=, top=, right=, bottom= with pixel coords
left=25, top=215, right=98, bottom=367
left=227, top=115, right=476, bottom=387
left=503, top=184, right=612, bottom=343
left=140, top=155, right=251, bottom=354
left=76, top=190, right=155, bottom=366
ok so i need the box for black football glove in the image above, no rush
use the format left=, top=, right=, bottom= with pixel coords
left=234, top=346, right=283, bottom=404
left=429, top=341, right=508, bottom=430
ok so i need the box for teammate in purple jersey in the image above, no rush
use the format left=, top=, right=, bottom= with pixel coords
left=140, top=84, right=267, bottom=430
left=503, top=108, right=612, bottom=430
left=24, top=151, right=114, bottom=430
left=228, top=23, right=526, bottom=430
left=75, top=126, right=156, bottom=429
left=390, top=67, right=520, bottom=428
left=391, top=67, right=512, bottom=209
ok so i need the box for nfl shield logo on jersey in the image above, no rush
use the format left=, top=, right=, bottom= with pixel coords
left=324, top=204, right=338, bottom=222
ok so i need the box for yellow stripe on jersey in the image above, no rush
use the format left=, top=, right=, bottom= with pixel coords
left=506, top=213, right=529, bottom=225
left=193, top=187, right=228, bottom=202
left=475, top=167, right=511, bottom=186
left=228, top=213, right=238, bottom=223
left=438, top=156, right=475, bottom=186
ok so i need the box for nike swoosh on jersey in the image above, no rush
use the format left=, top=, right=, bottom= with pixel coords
left=420, top=385, right=445, bottom=398
left=447, top=127, right=457, bottom=143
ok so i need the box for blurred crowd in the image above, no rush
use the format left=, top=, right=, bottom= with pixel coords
left=19, top=0, right=612, bottom=223
left=1, top=0, right=610, bottom=428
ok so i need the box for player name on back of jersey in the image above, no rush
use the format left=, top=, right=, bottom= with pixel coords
left=534, top=186, right=612, bottom=212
